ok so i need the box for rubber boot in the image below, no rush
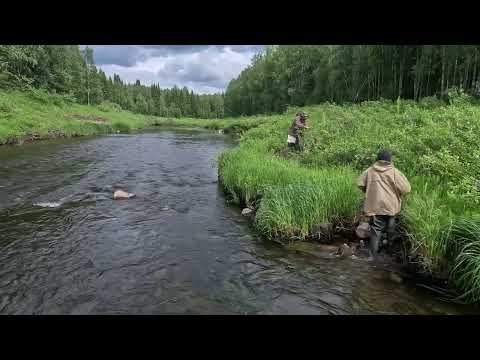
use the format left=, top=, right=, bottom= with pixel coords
left=369, top=233, right=381, bottom=261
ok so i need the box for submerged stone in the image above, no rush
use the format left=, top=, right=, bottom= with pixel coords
left=113, top=190, right=135, bottom=200
left=336, top=243, right=354, bottom=258
left=389, top=272, right=403, bottom=284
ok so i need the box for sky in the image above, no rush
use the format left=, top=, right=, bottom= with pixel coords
left=84, top=45, right=265, bottom=94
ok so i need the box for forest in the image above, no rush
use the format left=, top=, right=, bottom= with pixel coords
left=225, top=45, right=480, bottom=116
left=0, top=45, right=224, bottom=119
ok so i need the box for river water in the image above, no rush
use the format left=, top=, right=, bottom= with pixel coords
left=0, top=130, right=476, bottom=314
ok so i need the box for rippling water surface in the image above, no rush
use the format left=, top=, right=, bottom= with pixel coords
left=0, top=131, right=477, bottom=314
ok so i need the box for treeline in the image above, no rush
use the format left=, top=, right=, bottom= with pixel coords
left=0, top=45, right=224, bottom=118
left=225, top=45, right=480, bottom=116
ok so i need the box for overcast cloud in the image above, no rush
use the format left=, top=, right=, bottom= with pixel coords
left=85, top=45, right=265, bottom=94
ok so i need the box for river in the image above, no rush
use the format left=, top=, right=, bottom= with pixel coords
left=0, top=130, right=476, bottom=314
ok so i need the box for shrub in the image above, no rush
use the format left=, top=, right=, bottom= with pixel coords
left=0, top=98, right=16, bottom=117
left=447, top=87, right=474, bottom=106
left=444, top=216, right=480, bottom=303
left=98, top=101, right=122, bottom=112
left=111, top=121, right=131, bottom=133
left=26, top=87, right=52, bottom=104
left=419, top=95, right=445, bottom=109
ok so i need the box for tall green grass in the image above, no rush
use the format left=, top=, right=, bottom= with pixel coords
left=219, top=144, right=359, bottom=239
left=218, top=97, right=480, bottom=303
left=401, top=176, right=472, bottom=273
left=441, top=216, right=480, bottom=303
left=256, top=174, right=359, bottom=239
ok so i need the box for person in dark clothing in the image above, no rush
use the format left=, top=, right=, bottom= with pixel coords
left=287, top=112, right=309, bottom=150
left=357, top=150, right=411, bottom=260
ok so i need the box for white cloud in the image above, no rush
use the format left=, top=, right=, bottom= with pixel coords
left=90, top=45, right=264, bottom=94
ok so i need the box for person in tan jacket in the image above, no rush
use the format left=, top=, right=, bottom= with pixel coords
left=357, top=150, right=411, bottom=259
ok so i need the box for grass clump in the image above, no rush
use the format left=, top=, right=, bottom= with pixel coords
left=441, top=216, right=480, bottom=303
left=98, top=101, right=122, bottom=112
left=256, top=171, right=358, bottom=239
left=111, top=121, right=132, bottom=133
left=219, top=136, right=360, bottom=240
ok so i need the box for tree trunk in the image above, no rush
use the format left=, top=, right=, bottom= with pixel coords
left=393, top=56, right=397, bottom=100
left=463, top=57, right=469, bottom=89
left=453, top=57, right=458, bottom=88
left=446, top=61, right=450, bottom=93
left=477, top=70, right=480, bottom=95
left=426, top=50, right=431, bottom=97
left=441, top=46, right=446, bottom=95
left=413, top=47, right=419, bottom=100
left=378, top=68, right=381, bottom=99
left=472, top=53, right=478, bottom=90
left=399, top=52, right=404, bottom=98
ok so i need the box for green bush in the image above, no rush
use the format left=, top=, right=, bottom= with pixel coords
left=26, top=87, right=52, bottom=104
left=0, top=98, right=16, bottom=117
left=447, top=87, right=474, bottom=106
left=98, top=101, right=122, bottom=112
left=51, top=93, right=77, bottom=107
left=419, top=95, right=445, bottom=109
left=25, top=88, right=76, bottom=107
left=111, top=121, right=132, bottom=133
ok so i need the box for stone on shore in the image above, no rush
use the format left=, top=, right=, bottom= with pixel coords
left=241, top=207, right=254, bottom=216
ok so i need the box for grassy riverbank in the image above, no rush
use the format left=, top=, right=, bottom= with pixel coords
left=4, top=88, right=480, bottom=303
left=0, top=90, right=155, bottom=144
left=0, top=90, right=258, bottom=145
left=219, top=95, right=480, bottom=303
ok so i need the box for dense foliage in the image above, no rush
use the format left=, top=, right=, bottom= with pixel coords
left=225, top=45, right=480, bottom=116
left=0, top=45, right=224, bottom=119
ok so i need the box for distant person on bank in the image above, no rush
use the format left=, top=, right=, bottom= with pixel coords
left=287, top=112, right=309, bottom=150
left=357, top=150, right=411, bottom=260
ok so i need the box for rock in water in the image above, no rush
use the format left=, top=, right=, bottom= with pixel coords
left=389, top=272, right=403, bottom=284
left=34, top=202, right=62, bottom=208
left=113, top=190, right=135, bottom=200
left=241, top=208, right=254, bottom=216
left=337, top=243, right=353, bottom=258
